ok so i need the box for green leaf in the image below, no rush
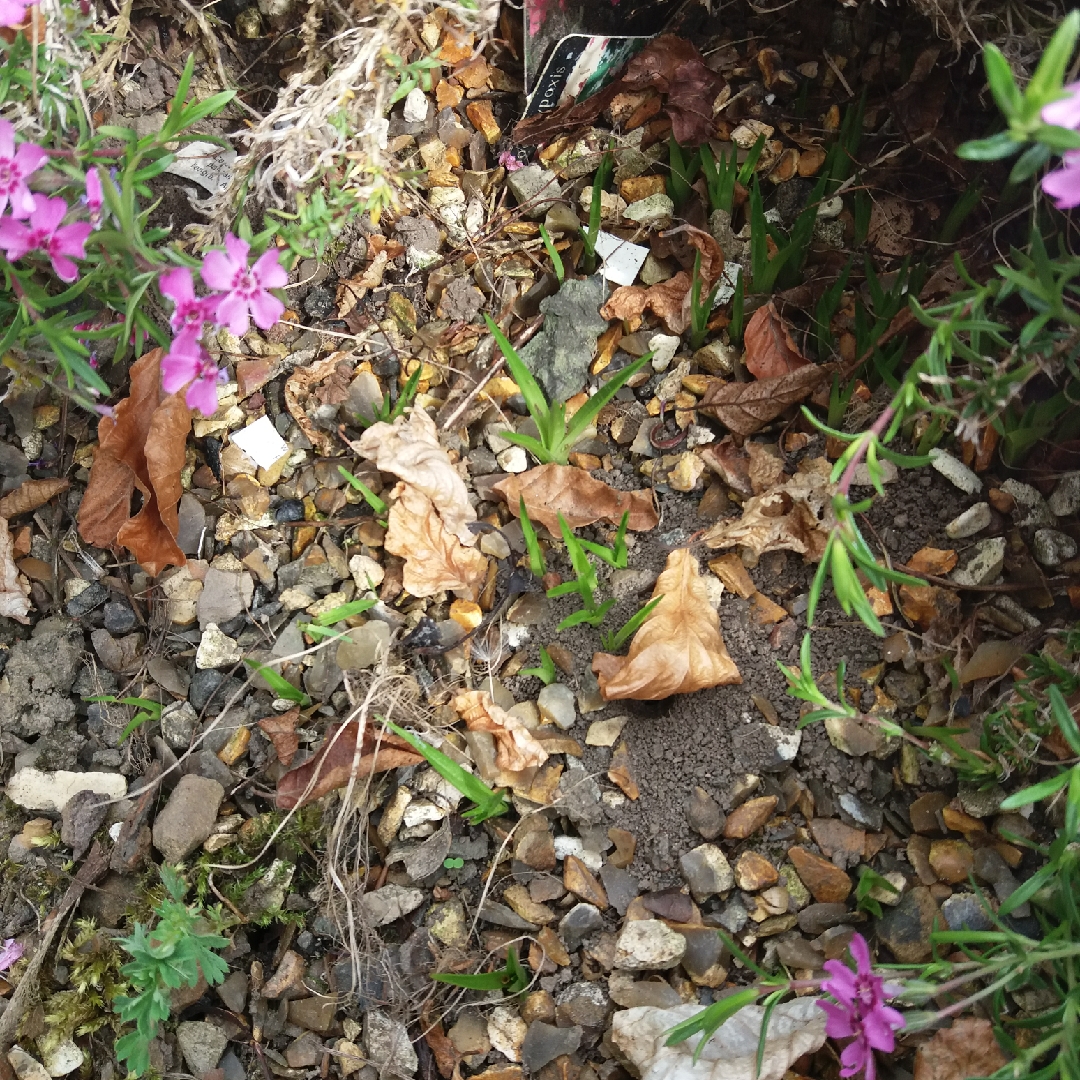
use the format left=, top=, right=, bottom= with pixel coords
left=1000, top=770, right=1072, bottom=810
left=1025, top=11, right=1080, bottom=119
left=1009, top=142, right=1052, bottom=183
left=521, top=646, right=557, bottom=685
left=982, top=43, right=1023, bottom=118
left=310, top=598, right=377, bottom=626
left=485, top=313, right=550, bottom=429
left=519, top=498, right=547, bottom=578
left=600, top=595, right=662, bottom=653
left=665, top=988, right=761, bottom=1061
left=243, top=659, right=311, bottom=705
left=338, top=466, right=388, bottom=514
left=564, top=353, right=651, bottom=448
left=956, top=131, right=1020, bottom=161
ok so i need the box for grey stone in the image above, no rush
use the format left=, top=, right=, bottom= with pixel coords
left=522, top=1022, right=582, bottom=1072
left=945, top=503, right=992, bottom=540
left=1000, top=479, right=1055, bottom=529
left=957, top=784, right=1005, bottom=819
left=952, top=537, right=1007, bottom=587
left=623, top=193, right=674, bottom=227
left=972, top=846, right=1011, bottom=885
left=176, top=1020, right=228, bottom=1076
left=838, top=792, right=883, bottom=831
left=517, top=276, right=608, bottom=403
left=797, top=903, right=851, bottom=936
left=152, top=774, right=225, bottom=862
left=0, top=616, right=83, bottom=738
left=613, top=919, right=687, bottom=970
left=507, top=164, right=561, bottom=219
left=160, top=700, right=198, bottom=750
left=189, top=668, right=224, bottom=713
left=537, top=683, right=576, bottom=730
left=480, top=900, right=538, bottom=931
left=177, top=492, right=207, bottom=555
left=875, top=886, right=940, bottom=963
left=65, top=582, right=108, bottom=618
left=715, top=897, right=748, bottom=934
left=558, top=903, right=603, bottom=950
left=197, top=568, right=253, bottom=629
left=731, top=723, right=802, bottom=771
left=1049, top=472, right=1080, bottom=518
left=217, top=969, right=249, bottom=1013
left=360, top=884, right=425, bottom=926
left=599, top=863, right=640, bottom=915
left=680, top=927, right=725, bottom=979
left=544, top=203, right=580, bottom=234
left=365, top=1011, right=418, bottom=1078
left=559, top=757, right=602, bottom=825
left=941, top=892, right=993, bottom=932
left=929, top=450, right=981, bottom=494
left=555, top=982, right=609, bottom=1028
left=102, top=601, right=137, bottom=635
left=679, top=843, right=735, bottom=902
left=6, top=768, right=126, bottom=813
left=336, top=621, right=392, bottom=670
left=440, top=277, right=484, bottom=323
left=1032, top=528, right=1077, bottom=568
left=686, top=786, right=725, bottom=839
left=196, top=624, right=242, bottom=669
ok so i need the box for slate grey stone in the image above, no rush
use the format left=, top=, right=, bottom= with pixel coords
left=522, top=1022, right=582, bottom=1073
left=558, top=903, right=603, bottom=950
left=65, top=582, right=109, bottom=618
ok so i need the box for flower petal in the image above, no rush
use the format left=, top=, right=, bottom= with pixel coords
left=849, top=933, right=872, bottom=974
left=200, top=248, right=235, bottom=290
left=161, top=351, right=199, bottom=394
left=223, top=231, right=250, bottom=265
left=13, top=141, right=47, bottom=177
left=215, top=293, right=250, bottom=336
left=252, top=248, right=287, bottom=289
left=248, top=288, right=284, bottom=329
left=839, top=1037, right=869, bottom=1079
left=1042, top=164, right=1080, bottom=209
left=0, top=217, right=33, bottom=261
left=160, top=266, right=195, bottom=306
left=54, top=222, right=91, bottom=260
left=819, top=1001, right=856, bottom=1040
left=50, top=253, right=79, bottom=282
left=186, top=374, right=221, bottom=416
left=0, top=119, right=13, bottom=158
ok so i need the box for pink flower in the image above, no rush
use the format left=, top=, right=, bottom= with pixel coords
left=1043, top=149, right=1080, bottom=209
left=498, top=149, right=524, bottom=172
left=818, top=934, right=904, bottom=1080
left=0, top=119, right=47, bottom=219
left=200, top=233, right=286, bottom=335
left=161, top=326, right=226, bottom=416
left=159, top=266, right=215, bottom=334
left=0, top=0, right=33, bottom=30
left=83, top=165, right=103, bottom=225
left=1043, top=81, right=1080, bottom=129
left=0, top=938, right=23, bottom=971
left=0, top=194, right=92, bottom=282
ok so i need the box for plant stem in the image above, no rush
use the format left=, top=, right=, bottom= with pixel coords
left=837, top=404, right=895, bottom=496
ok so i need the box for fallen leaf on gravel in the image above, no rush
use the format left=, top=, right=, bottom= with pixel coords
left=708, top=553, right=756, bottom=598
left=913, top=1019, right=1007, bottom=1080
left=421, top=1001, right=461, bottom=1080
left=699, top=365, right=833, bottom=436
left=898, top=582, right=960, bottom=633
left=284, top=350, right=351, bottom=456
left=700, top=438, right=786, bottom=498
left=907, top=546, right=957, bottom=575
left=868, top=195, right=915, bottom=257
left=0, top=517, right=30, bottom=623
left=353, top=408, right=477, bottom=545
left=594, top=548, right=741, bottom=700
left=386, top=482, right=489, bottom=600
left=494, top=465, right=659, bottom=534
left=258, top=707, right=302, bottom=767
left=276, top=721, right=422, bottom=809
left=0, top=477, right=70, bottom=518
left=744, top=302, right=811, bottom=380
left=703, top=457, right=835, bottom=560
left=454, top=690, right=549, bottom=771
left=78, top=349, right=190, bottom=576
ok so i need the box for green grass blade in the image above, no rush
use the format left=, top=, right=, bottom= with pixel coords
left=244, top=659, right=310, bottom=705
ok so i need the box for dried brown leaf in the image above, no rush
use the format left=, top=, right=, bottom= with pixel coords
left=284, top=351, right=351, bottom=456
left=593, top=548, right=741, bottom=700
left=276, top=721, right=422, bottom=809
left=0, top=516, right=31, bottom=623
left=352, top=408, right=477, bottom=545
left=454, top=690, right=550, bottom=772
left=868, top=196, right=915, bottom=257
left=699, top=364, right=832, bottom=436
left=600, top=271, right=692, bottom=336
left=258, top=707, right=301, bottom=767
left=708, top=552, right=757, bottom=598
left=608, top=741, right=639, bottom=799
left=386, top=482, right=489, bottom=600
left=913, top=1019, right=1007, bottom=1080
left=494, top=464, right=658, bottom=534
left=0, top=478, right=70, bottom=519
left=744, top=301, right=811, bottom=380
left=703, top=457, right=836, bottom=560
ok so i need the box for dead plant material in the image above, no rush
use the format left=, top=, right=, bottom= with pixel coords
left=0, top=516, right=31, bottom=623
left=593, top=548, right=741, bottom=700
left=699, top=364, right=835, bottom=437
left=700, top=437, right=786, bottom=498
left=276, top=721, right=423, bottom=809
left=454, top=690, right=549, bottom=771
left=258, top=707, right=302, bottom=767
left=744, top=301, right=811, bottom=380
left=493, top=464, right=658, bottom=534
left=913, top=1018, right=1008, bottom=1080
left=0, top=477, right=70, bottom=518
left=284, top=351, right=352, bottom=456
left=77, top=348, right=190, bottom=576
left=703, top=457, right=836, bottom=560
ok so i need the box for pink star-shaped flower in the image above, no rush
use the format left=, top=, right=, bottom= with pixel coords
left=161, top=325, right=226, bottom=416
left=200, top=233, right=286, bottom=336
left=0, top=194, right=92, bottom=282
left=159, top=266, right=216, bottom=334
left=0, top=118, right=47, bottom=219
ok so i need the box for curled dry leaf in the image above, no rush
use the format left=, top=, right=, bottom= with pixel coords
left=593, top=548, right=741, bottom=700
left=744, top=301, right=811, bottom=380
left=454, top=690, right=549, bottom=772
left=699, top=364, right=833, bottom=437
left=493, top=464, right=659, bottom=534
left=352, top=408, right=477, bottom=546
left=913, top=1019, right=1007, bottom=1080
left=276, top=721, right=423, bottom=809
left=284, top=350, right=350, bottom=456
left=386, top=482, right=489, bottom=600
left=0, top=516, right=31, bottom=623
left=703, top=457, right=836, bottom=560
left=700, top=438, right=786, bottom=498
left=0, top=478, right=70, bottom=519
left=868, top=196, right=915, bottom=257
left=258, top=707, right=302, bottom=767
left=78, top=349, right=190, bottom=576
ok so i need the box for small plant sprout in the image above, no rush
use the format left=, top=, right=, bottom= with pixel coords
left=519, top=499, right=547, bottom=578
left=356, top=364, right=422, bottom=428
left=547, top=514, right=616, bottom=630
left=667, top=137, right=702, bottom=210
left=600, top=595, right=663, bottom=653
left=384, top=47, right=443, bottom=106
left=85, top=695, right=164, bottom=742
left=578, top=510, right=630, bottom=569
left=432, top=945, right=530, bottom=994
left=521, top=645, right=557, bottom=684
left=539, top=223, right=565, bottom=283
left=581, top=148, right=614, bottom=274
left=299, top=597, right=378, bottom=641
left=244, top=659, right=311, bottom=706
left=443, top=856, right=464, bottom=869
left=699, top=134, right=765, bottom=215
left=689, top=250, right=722, bottom=351
left=854, top=866, right=901, bottom=919
left=338, top=465, right=389, bottom=520
left=114, top=867, right=229, bottom=1078
left=484, top=314, right=650, bottom=465
left=385, top=719, right=510, bottom=824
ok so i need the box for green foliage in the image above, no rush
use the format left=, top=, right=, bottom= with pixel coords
left=299, top=598, right=378, bottom=640
left=600, top=596, right=662, bottom=653
left=665, top=987, right=762, bottom=1061
left=547, top=514, right=616, bottom=630
left=700, top=135, right=764, bottom=215
left=581, top=150, right=614, bottom=274
left=84, top=695, right=163, bottom=742
left=244, top=659, right=311, bottom=706
left=384, top=48, right=443, bottom=105
left=484, top=313, right=650, bottom=465
left=384, top=719, right=510, bottom=824
left=667, top=138, right=702, bottom=210
left=432, top=945, right=529, bottom=994
left=521, top=646, right=557, bottom=685
left=689, top=250, right=722, bottom=351
left=113, top=867, right=229, bottom=1077
left=355, top=366, right=422, bottom=429
left=854, top=865, right=900, bottom=919
left=539, top=224, right=565, bottom=283
left=338, top=465, right=389, bottom=518
left=519, top=499, right=547, bottom=578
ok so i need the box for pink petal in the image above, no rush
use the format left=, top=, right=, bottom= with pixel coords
left=223, top=231, right=250, bottom=265
left=0, top=0, right=26, bottom=27
left=85, top=166, right=102, bottom=207
left=50, top=253, right=79, bottom=282
left=200, top=248, right=235, bottom=290
left=819, top=1001, right=856, bottom=1040
left=0, top=119, right=13, bottom=158
left=9, top=185, right=36, bottom=219
left=13, top=141, right=47, bottom=177
left=1042, top=165, right=1080, bottom=209
left=248, top=288, right=284, bottom=330
left=30, top=194, right=65, bottom=235
left=53, top=221, right=91, bottom=260
left=185, top=374, right=221, bottom=416
left=214, top=293, right=250, bottom=336
left=160, top=266, right=195, bottom=306
left=1042, top=84, right=1080, bottom=129
left=0, top=217, right=33, bottom=260
left=252, top=248, right=287, bottom=289
left=161, top=353, right=199, bottom=394
left=839, top=1038, right=869, bottom=1079
left=849, top=933, right=871, bottom=974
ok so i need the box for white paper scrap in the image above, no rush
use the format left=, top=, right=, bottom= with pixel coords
left=165, top=140, right=237, bottom=194
left=593, top=231, right=649, bottom=287
left=231, top=415, right=290, bottom=470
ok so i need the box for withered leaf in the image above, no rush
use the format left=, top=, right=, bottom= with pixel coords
left=454, top=690, right=549, bottom=772
left=0, top=516, right=31, bottom=623
left=700, top=438, right=786, bottom=498
left=601, top=272, right=692, bottom=335
left=594, top=548, right=741, bottom=700
left=421, top=1002, right=461, bottom=1080
left=258, top=707, right=301, bottom=767
left=494, top=464, right=659, bottom=534
left=699, top=364, right=833, bottom=436
left=744, top=301, right=811, bottom=380
left=353, top=408, right=477, bottom=545
left=868, top=196, right=915, bottom=257
left=284, top=350, right=351, bottom=456
left=703, top=457, right=835, bottom=560
left=0, top=478, right=70, bottom=519
left=276, top=721, right=422, bottom=809
left=386, top=482, right=489, bottom=600
left=913, top=1019, right=1007, bottom=1080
